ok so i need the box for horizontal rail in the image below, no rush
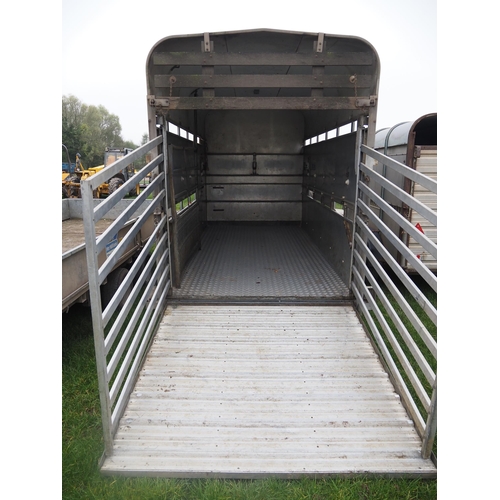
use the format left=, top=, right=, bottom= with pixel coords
left=356, top=217, right=437, bottom=324
left=357, top=198, right=437, bottom=293
left=359, top=161, right=437, bottom=227
left=305, top=185, right=355, bottom=223
left=103, top=218, right=167, bottom=332
left=358, top=182, right=437, bottom=259
left=360, top=144, right=437, bottom=194
left=352, top=265, right=431, bottom=412
left=107, top=249, right=170, bottom=391
left=352, top=252, right=435, bottom=388
left=111, top=275, right=171, bottom=434
left=354, top=233, right=437, bottom=357
left=150, top=96, right=377, bottom=111
left=94, top=153, right=163, bottom=222
left=156, top=74, right=372, bottom=89
left=86, top=136, right=162, bottom=189
left=351, top=281, right=426, bottom=436
left=96, top=173, right=164, bottom=254
left=152, top=51, right=373, bottom=66
left=105, top=237, right=168, bottom=363
left=98, top=190, right=165, bottom=285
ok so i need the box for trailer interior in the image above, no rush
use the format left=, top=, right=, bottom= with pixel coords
left=146, top=29, right=379, bottom=302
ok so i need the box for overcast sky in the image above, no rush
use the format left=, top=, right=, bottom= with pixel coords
left=62, top=0, right=436, bottom=145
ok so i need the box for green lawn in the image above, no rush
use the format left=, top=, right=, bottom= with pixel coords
left=62, top=302, right=437, bottom=499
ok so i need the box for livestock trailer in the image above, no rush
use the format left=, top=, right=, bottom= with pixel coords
left=373, top=113, right=437, bottom=272
left=78, top=29, right=437, bottom=477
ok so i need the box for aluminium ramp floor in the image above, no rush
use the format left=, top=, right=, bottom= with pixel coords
left=101, top=305, right=436, bottom=477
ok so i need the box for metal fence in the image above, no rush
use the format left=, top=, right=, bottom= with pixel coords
left=80, top=120, right=437, bottom=461
left=351, top=140, right=437, bottom=460
left=81, top=132, right=171, bottom=455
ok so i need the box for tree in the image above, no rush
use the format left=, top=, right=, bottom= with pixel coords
left=62, top=95, right=85, bottom=163
left=62, top=95, right=136, bottom=168
left=79, top=104, right=123, bottom=167
left=123, top=140, right=138, bottom=150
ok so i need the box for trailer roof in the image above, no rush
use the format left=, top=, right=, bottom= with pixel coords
left=375, top=113, right=437, bottom=150
left=146, top=29, right=380, bottom=138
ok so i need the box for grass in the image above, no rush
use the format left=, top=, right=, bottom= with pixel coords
left=176, top=192, right=197, bottom=213
left=63, top=301, right=437, bottom=499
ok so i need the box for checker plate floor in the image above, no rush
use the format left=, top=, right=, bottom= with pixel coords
left=172, top=225, right=350, bottom=301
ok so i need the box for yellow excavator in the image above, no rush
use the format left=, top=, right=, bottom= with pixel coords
left=100, top=148, right=141, bottom=197
left=62, top=152, right=102, bottom=198
left=62, top=147, right=140, bottom=198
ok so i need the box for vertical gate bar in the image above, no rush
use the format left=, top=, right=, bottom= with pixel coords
left=421, top=376, right=437, bottom=459
left=147, top=97, right=157, bottom=148
left=167, top=142, right=181, bottom=287
left=202, top=33, right=214, bottom=98
left=161, top=116, right=173, bottom=290
left=349, top=116, right=365, bottom=289
left=81, top=178, right=114, bottom=456
left=352, top=116, right=371, bottom=294
left=365, top=101, right=378, bottom=150
left=148, top=97, right=162, bottom=186
left=194, top=109, right=203, bottom=251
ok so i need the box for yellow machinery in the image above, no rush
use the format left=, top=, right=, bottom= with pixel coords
left=62, top=148, right=140, bottom=198
left=62, top=153, right=106, bottom=198
left=99, top=148, right=141, bottom=197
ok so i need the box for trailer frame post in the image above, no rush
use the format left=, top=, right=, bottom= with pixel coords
left=421, top=376, right=437, bottom=459
left=161, top=116, right=174, bottom=290
left=81, top=179, right=114, bottom=456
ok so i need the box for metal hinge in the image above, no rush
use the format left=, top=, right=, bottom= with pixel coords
left=314, top=33, right=325, bottom=53
left=202, top=32, right=213, bottom=52
left=355, top=95, right=377, bottom=108
left=148, top=96, right=170, bottom=108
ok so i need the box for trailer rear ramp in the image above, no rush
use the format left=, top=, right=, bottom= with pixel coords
left=101, top=305, right=436, bottom=477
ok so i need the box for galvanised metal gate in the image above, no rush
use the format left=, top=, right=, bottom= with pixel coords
left=81, top=117, right=437, bottom=464
left=81, top=128, right=172, bottom=456
left=351, top=136, right=437, bottom=460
